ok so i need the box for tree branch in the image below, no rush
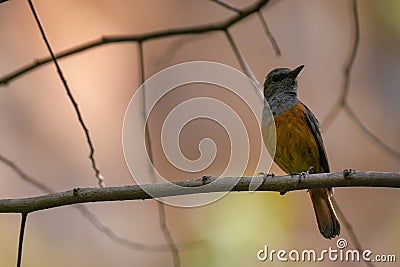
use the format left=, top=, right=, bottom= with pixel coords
left=16, top=213, right=28, bottom=267
left=209, top=0, right=243, bottom=14
left=0, top=171, right=398, bottom=214
left=321, top=0, right=359, bottom=130
left=0, top=0, right=270, bottom=86
left=0, top=153, right=203, bottom=253
left=257, top=11, right=281, bottom=56
left=26, top=0, right=105, bottom=187
left=138, top=41, right=181, bottom=267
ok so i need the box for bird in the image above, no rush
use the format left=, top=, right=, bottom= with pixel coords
left=261, top=65, right=340, bottom=239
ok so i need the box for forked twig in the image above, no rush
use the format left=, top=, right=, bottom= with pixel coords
left=0, top=153, right=202, bottom=252
left=322, top=0, right=359, bottom=130
left=26, top=0, right=105, bottom=187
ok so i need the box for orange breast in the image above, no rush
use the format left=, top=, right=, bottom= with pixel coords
left=272, top=102, right=322, bottom=174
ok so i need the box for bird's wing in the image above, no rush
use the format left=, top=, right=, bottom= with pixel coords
left=302, top=103, right=330, bottom=173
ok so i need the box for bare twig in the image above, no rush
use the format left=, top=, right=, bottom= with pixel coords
left=224, top=29, right=263, bottom=100
left=340, top=0, right=360, bottom=105
left=0, top=153, right=53, bottom=193
left=257, top=11, right=281, bottom=56
left=320, top=102, right=341, bottom=132
left=26, top=0, right=104, bottom=187
left=152, top=36, right=202, bottom=67
left=321, top=0, right=359, bottom=130
left=75, top=205, right=203, bottom=252
left=157, top=203, right=180, bottom=266
left=317, top=0, right=399, bottom=163
left=319, top=1, right=398, bottom=163
left=138, top=42, right=181, bottom=267
left=331, top=198, right=376, bottom=267
left=16, top=213, right=28, bottom=267
left=209, top=0, right=243, bottom=14
left=344, top=105, right=400, bottom=160
left=0, top=153, right=200, bottom=252
left=0, top=0, right=270, bottom=86
left=0, top=171, right=398, bottom=213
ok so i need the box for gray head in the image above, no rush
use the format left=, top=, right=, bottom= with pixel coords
left=263, top=65, right=304, bottom=100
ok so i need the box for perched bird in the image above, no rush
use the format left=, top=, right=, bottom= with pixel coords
left=261, top=65, right=340, bottom=239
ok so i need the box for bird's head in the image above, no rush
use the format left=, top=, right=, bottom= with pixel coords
left=263, top=65, right=304, bottom=100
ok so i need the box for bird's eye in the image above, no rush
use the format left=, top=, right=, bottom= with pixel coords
left=272, top=74, right=280, bottom=82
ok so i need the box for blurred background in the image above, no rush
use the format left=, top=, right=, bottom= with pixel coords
left=0, top=0, right=399, bottom=266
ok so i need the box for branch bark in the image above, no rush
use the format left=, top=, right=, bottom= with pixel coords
left=0, top=0, right=270, bottom=85
left=1, top=171, right=398, bottom=213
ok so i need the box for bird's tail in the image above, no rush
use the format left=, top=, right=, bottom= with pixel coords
left=309, top=188, right=340, bottom=239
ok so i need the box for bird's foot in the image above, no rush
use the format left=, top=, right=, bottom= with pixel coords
left=290, top=166, right=315, bottom=187
left=258, top=172, right=275, bottom=183
left=258, top=172, right=275, bottom=178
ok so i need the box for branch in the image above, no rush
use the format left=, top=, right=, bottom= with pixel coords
left=0, top=153, right=202, bottom=253
left=138, top=42, right=181, bottom=267
left=0, top=0, right=270, bottom=86
left=209, top=0, right=243, bottom=14
left=257, top=11, right=281, bottom=56
left=17, top=213, right=28, bottom=267
left=321, top=0, right=359, bottom=130
left=224, top=29, right=262, bottom=98
left=0, top=171, right=398, bottom=214
left=320, top=0, right=400, bottom=162
left=26, top=0, right=105, bottom=187
left=343, top=105, right=400, bottom=160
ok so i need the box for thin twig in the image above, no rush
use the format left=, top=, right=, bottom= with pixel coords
left=321, top=0, right=359, bottom=130
left=17, top=213, right=28, bottom=267
left=0, top=153, right=200, bottom=252
left=152, top=36, right=202, bottom=67
left=224, top=29, right=263, bottom=100
left=157, top=203, right=180, bottom=266
left=340, top=0, right=360, bottom=105
left=0, top=153, right=53, bottom=193
left=75, top=205, right=203, bottom=252
left=138, top=42, right=181, bottom=267
left=320, top=102, right=341, bottom=131
left=0, top=0, right=270, bottom=86
left=257, top=11, right=281, bottom=56
left=209, top=0, right=243, bottom=14
left=331, top=198, right=376, bottom=267
left=310, top=0, right=399, bottom=165
left=0, top=171, right=399, bottom=213
left=26, top=0, right=104, bottom=187
left=344, top=105, right=400, bottom=160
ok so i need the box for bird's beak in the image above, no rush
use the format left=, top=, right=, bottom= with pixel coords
left=287, top=65, right=304, bottom=79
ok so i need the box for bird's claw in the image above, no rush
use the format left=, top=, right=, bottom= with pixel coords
left=290, top=166, right=314, bottom=187
left=258, top=172, right=275, bottom=178
left=258, top=172, right=275, bottom=183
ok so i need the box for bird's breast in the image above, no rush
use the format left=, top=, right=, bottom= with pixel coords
left=262, top=102, right=321, bottom=174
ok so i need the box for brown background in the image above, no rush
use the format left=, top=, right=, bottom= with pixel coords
left=0, top=0, right=399, bottom=266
